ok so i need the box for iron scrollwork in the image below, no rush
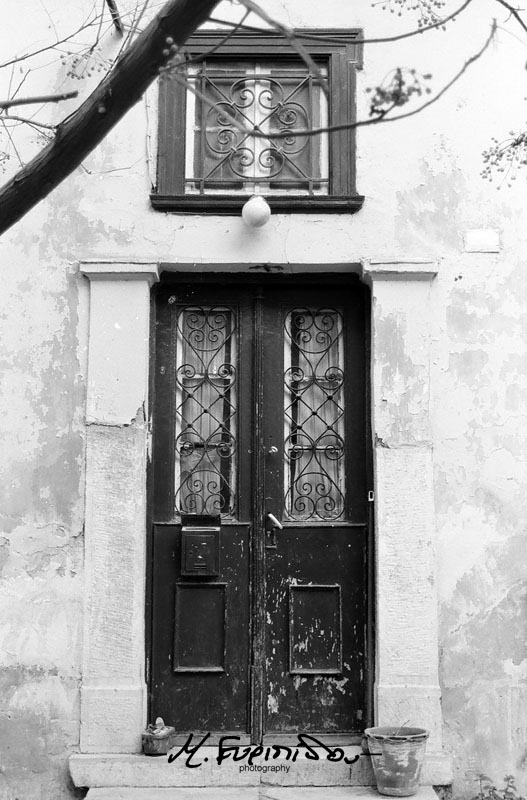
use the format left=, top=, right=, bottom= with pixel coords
left=284, top=308, right=346, bottom=520
left=189, top=63, right=328, bottom=192
left=174, top=306, right=237, bottom=516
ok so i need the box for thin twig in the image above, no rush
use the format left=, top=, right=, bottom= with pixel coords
left=106, top=0, right=125, bottom=35
left=170, top=21, right=496, bottom=141
left=357, top=0, right=473, bottom=43
left=79, top=155, right=143, bottom=174
left=185, top=10, right=251, bottom=62
left=236, top=0, right=329, bottom=97
left=393, top=720, right=410, bottom=737
left=0, top=13, right=104, bottom=69
left=0, top=119, right=23, bottom=168
left=39, top=0, right=59, bottom=41
left=0, top=115, right=56, bottom=130
left=0, top=92, right=78, bottom=110
left=213, top=0, right=473, bottom=46
left=353, top=20, right=497, bottom=130
left=9, top=68, right=31, bottom=104
left=494, top=0, right=527, bottom=34
left=115, top=0, right=151, bottom=59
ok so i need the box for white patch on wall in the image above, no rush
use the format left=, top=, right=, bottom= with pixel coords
left=463, top=229, right=501, bottom=252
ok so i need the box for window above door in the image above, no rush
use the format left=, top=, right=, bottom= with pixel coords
left=151, top=30, right=364, bottom=215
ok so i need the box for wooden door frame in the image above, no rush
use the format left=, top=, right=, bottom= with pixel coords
left=147, top=273, right=374, bottom=742
left=251, top=286, right=266, bottom=741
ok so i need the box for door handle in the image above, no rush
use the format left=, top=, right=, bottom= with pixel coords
left=265, top=513, right=283, bottom=550
left=266, top=513, right=283, bottom=531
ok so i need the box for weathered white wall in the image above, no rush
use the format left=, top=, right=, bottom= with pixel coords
left=1, top=0, right=526, bottom=797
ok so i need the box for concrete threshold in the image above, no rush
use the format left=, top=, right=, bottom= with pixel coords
left=70, top=748, right=452, bottom=790
left=85, top=787, right=438, bottom=800
left=71, top=746, right=372, bottom=788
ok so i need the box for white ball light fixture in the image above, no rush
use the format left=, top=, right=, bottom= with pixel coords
left=241, top=195, right=271, bottom=228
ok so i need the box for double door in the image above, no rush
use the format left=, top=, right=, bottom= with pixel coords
left=150, top=278, right=371, bottom=741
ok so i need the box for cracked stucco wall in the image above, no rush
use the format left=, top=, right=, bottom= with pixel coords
left=0, top=258, right=87, bottom=799
left=434, top=256, right=527, bottom=792
left=1, top=0, right=527, bottom=798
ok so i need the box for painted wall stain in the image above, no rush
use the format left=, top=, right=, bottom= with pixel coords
left=0, top=537, right=10, bottom=574
left=0, top=222, right=86, bottom=800
left=375, top=311, right=430, bottom=444
left=395, top=162, right=465, bottom=252
left=439, top=520, right=527, bottom=794
left=0, top=667, right=84, bottom=800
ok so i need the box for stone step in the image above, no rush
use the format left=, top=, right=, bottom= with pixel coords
left=86, top=788, right=438, bottom=800
left=70, top=750, right=451, bottom=790
left=71, top=747, right=372, bottom=788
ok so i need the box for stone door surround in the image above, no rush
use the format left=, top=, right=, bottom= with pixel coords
left=70, top=258, right=452, bottom=788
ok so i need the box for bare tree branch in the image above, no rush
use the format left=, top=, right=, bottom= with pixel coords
left=236, top=0, right=329, bottom=97
left=0, top=0, right=514, bottom=236
left=0, top=115, right=57, bottom=130
left=183, top=10, right=251, bottom=63
left=493, top=0, right=527, bottom=34
left=0, top=92, right=78, bottom=110
left=170, top=20, right=497, bottom=141
left=0, top=0, right=220, bottom=235
left=0, top=12, right=105, bottom=70
left=106, top=0, right=125, bottom=35
left=160, top=8, right=253, bottom=71
left=356, top=0, right=474, bottom=43
left=114, top=0, right=152, bottom=58
left=354, top=21, right=497, bottom=130
left=0, top=120, right=23, bottom=168
left=211, top=0, right=474, bottom=47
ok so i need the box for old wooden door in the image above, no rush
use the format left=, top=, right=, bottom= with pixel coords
left=150, top=277, right=371, bottom=743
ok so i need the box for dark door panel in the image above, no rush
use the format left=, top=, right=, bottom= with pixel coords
left=150, top=279, right=371, bottom=741
left=150, top=523, right=250, bottom=734
left=265, top=525, right=367, bottom=735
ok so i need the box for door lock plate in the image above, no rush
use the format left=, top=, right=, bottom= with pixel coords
left=265, top=513, right=283, bottom=550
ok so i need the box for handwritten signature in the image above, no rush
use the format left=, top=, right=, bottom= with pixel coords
left=167, top=733, right=363, bottom=768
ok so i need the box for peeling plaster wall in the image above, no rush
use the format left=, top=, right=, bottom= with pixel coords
left=0, top=255, right=87, bottom=799
left=434, top=255, right=527, bottom=790
left=1, top=0, right=527, bottom=798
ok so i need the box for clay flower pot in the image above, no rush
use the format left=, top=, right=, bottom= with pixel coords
left=364, top=726, right=429, bottom=796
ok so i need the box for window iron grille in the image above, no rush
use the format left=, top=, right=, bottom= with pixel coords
left=185, top=61, right=329, bottom=196
left=283, top=307, right=346, bottom=521
left=174, top=305, right=238, bottom=516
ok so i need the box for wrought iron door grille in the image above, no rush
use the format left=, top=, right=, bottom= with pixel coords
left=174, top=306, right=237, bottom=516
left=283, top=308, right=346, bottom=520
left=185, top=60, right=329, bottom=195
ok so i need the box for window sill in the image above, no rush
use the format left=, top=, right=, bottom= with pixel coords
left=149, top=194, right=365, bottom=215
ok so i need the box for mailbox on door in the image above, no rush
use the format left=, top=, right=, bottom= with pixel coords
left=180, top=514, right=221, bottom=577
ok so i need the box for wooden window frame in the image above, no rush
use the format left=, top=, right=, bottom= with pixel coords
left=151, top=29, right=365, bottom=215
